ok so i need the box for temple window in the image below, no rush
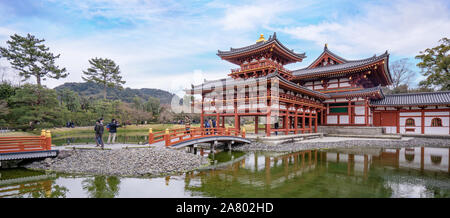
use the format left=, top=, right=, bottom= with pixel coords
left=329, top=103, right=348, bottom=113
left=431, top=118, right=443, bottom=127
left=405, top=118, right=415, bottom=127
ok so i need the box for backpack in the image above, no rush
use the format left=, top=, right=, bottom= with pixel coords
left=106, top=123, right=110, bottom=131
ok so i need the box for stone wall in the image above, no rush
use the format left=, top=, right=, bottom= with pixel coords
left=318, top=126, right=384, bottom=135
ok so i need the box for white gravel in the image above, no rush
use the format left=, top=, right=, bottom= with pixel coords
left=24, top=147, right=209, bottom=177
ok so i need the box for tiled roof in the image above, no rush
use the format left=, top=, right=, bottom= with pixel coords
left=370, top=91, right=450, bottom=106
left=188, top=71, right=330, bottom=99
left=306, top=45, right=349, bottom=69
left=292, top=51, right=389, bottom=77
left=217, top=32, right=306, bottom=59
left=329, top=86, right=384, bottom=99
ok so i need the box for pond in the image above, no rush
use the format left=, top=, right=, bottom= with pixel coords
left=0, top=146, right=449, bottom=198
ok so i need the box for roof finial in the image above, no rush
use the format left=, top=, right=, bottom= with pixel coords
left=256, top=34, right=266, bottom=43
left=324, top=43, right=328, bottom=49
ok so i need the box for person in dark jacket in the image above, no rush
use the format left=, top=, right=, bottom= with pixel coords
left=107, top=119, right=120, bottom=144
left=94, top=118, right=105, bottom=149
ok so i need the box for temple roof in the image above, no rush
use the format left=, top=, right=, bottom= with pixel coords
left=292, top=51, right=389, bottom=78
left=217, top=32, right=306, bottom=64
left=187, top=71, right=329, bottom=99
left=329, top=86, right=384, bottom=99
left=306, top=44, right=349, bottom=69
left=370, top=91, right=450, bottom=106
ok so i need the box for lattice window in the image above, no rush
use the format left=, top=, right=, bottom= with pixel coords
left=431, top=118, right=443, bottom=127
left=405, top=118, right=415, bottom=127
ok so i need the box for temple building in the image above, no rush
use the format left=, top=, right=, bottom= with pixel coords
left=186, top=33, right=450, bottom=135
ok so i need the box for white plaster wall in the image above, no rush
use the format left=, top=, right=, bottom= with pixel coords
left=386, top=107, right=397, bottom=110
left=355, top=106, right=365, bottom=115
left=328, top=83, right=338, bottom=88
left=340, top=115, right=349, bottom=124
left=329, top=79, right=338, bottom=83
left=305, top=82, right=313, bottom=86
left=425, top=117, right=449, bottom=126
left=327, top=115, right=338, bottom=124
left=425, top=111, right=449, bottom=116
left=339, top=82, right=351, bottom=87
left=400, top=127, right=421, bottom=134
left=425, top=127, right=448, bottom=134
left=324, top=99, right=335, bottom=103
left=400, top=112, right=421, bottom=116
left=335, top=98, right=347, bottom=102
left=340, top=78, right=349, bottom=82
left=355, top=116, right=365, bottom=124
left=400, top=117, right=421, bottom=126
left=314, top=85, right=322, bottom=90
left=383, top=126, right=397, bottom=134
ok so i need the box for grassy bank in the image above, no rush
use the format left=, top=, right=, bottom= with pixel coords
left=31, top=123, right=187, bottom=137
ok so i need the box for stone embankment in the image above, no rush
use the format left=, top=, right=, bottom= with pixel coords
left=25, top=147, right=209, bottom=177
left=235, top=138, right=450, bottom=152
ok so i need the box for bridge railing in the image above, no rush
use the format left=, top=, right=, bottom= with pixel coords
left=0, top=130, right=52, bottom=154
left=148, top=127, right=246, bottom=147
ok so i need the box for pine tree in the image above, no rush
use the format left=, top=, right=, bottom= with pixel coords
left=0, top=33, right=68, bottom=87
left=82, top=58, right=126, bottom=100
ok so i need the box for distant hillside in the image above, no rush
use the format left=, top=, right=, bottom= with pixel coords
left=54, top=82, right=175, bottom=105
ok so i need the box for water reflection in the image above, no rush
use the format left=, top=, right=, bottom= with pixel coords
left=0, top=170, right=68, bottom=198
left=82, top=176, right=121, bottom=198
left=0, top=146, right=449, bottom=198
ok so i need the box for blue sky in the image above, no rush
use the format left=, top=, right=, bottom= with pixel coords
left=0, top=0, right=449, bottom=95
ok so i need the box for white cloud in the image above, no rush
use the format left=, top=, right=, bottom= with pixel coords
left=280, top=0, right=450, bottom=57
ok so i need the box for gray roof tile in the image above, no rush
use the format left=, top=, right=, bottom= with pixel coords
left=370, top=91, right=450, bottom=106
left=293, top=52, right=389, bottom=77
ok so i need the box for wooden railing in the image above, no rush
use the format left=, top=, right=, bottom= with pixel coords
left=0, top=130, right=52, bottom=154
left=149, top=127, right=245, bottom=147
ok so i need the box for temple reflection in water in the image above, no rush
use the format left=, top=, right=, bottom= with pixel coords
left=1, top=147, right=449, bottom=198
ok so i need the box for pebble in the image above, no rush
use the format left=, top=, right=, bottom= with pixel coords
left=24, top=147, right=209, bottom=177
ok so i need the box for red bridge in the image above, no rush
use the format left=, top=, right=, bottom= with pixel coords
left=0, top=130, right=58, bottom=163
left=148, top=127, right=251, bottom=148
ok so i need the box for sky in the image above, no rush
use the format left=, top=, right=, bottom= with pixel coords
left=0, top=0, right=449, bottom=96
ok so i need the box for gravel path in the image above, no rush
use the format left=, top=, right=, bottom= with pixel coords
left=234, top=137, right=450, bottom=152
left=24, top=147, right=209, bottom=177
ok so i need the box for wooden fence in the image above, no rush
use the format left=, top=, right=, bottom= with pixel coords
left=149, top=127, right=246, bottom=147
left=0, top=130, right=52, bottom=154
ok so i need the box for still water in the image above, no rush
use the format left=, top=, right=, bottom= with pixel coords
left=1, top=146, right=449, bottom=198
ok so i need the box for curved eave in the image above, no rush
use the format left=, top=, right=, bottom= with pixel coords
left=293, top=54, right=391, bottom=85
left=269, top=73, right=330, bottom=100
left=306, top=48, right=348, bottom=69
left=217, top=37, right=306, bottom=64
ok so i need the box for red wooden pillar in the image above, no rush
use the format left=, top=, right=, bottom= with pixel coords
left=314, top=108, right=318, bottom=133
left=348, top=99, right=352, bottom=125
left=266, top=99, right=271, bottom=136
left=421, top=108, right=425, bottom=134
left=365, top=98, right=369, bottom=126
left=308, top=107, right=312, bottom=133
left=255, top=116, right=259, bottom=134
left=396, top=108, right=400, bottom=134
left=284, top=106, right=289, bottom=135
left=302, top=107, right=306, bottom=133
left=200, top=94, right=205, bottom=128
left=294, top=106, right=298, bottom=134
left=325, top=104, right=329, bottom=125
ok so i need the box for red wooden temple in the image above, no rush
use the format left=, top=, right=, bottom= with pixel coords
left=186, top=33, right=450, bottom=136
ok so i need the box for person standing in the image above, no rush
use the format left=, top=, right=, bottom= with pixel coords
left=94, top=120, right=100, bottom=147
left=184, top=116, right=191, bottom=134
left=212, top=119, right=217, bottom=135
left=95, top=118, right=105, bottom=149
left=107, top=119, right=120, bottom=144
